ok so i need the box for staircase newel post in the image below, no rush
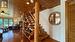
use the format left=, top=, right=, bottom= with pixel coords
left=34, top=0, right=40, bottom=42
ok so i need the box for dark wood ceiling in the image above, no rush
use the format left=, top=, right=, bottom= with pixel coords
left=13, top=0, right=60, bottom=13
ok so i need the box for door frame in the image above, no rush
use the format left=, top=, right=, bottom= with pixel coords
left=65, top=1, right=69, bottom=42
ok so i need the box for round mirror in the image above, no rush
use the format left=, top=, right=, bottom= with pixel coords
left=49, top=12, right=61, bottom=25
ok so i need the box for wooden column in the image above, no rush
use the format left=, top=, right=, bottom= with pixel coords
left=34, top=0, right=40, bottom=42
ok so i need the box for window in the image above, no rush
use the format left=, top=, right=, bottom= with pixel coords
left=4, top=19, right=8, bottom=28
left=1, top=1, right=7, bottom=8
left=0, top=18, right=3, bottom=28
left=9, top=19, right=13, bottom=26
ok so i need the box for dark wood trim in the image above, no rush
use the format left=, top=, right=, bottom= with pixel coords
left=65, top=1, right=69, bottom=42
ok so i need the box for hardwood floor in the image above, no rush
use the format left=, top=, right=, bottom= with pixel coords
left=0, top=30, right=29, bottom=42
left=0, top=30, right=58, bottom=42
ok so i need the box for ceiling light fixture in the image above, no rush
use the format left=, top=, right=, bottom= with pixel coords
left=26, top=2, right=30, bottom=5
left=30, top=0, right=34, bottom=3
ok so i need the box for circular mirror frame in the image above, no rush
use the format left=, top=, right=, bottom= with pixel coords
left=49, top=12, right=61, bottom=25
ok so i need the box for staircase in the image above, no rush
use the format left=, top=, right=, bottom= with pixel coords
left=22, top=11, right=58, bottom=42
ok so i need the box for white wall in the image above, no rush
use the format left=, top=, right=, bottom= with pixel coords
left=39, top=0, right=66, bottom=42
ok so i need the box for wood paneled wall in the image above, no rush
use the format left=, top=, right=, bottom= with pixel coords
left=66, top=1, right=75, bottom=42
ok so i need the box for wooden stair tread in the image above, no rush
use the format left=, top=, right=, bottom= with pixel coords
left=30, top=37, right=59, bottom=42
left=41, top=37, right=59, bottom=42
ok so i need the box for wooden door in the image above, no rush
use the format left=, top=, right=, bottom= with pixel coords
left=66, top=1, right=75, bottom=42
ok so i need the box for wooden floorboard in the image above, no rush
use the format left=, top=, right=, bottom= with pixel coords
left=0, top=30, right=58, bottom=42
left=0, top=30, right=29, bottom=42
